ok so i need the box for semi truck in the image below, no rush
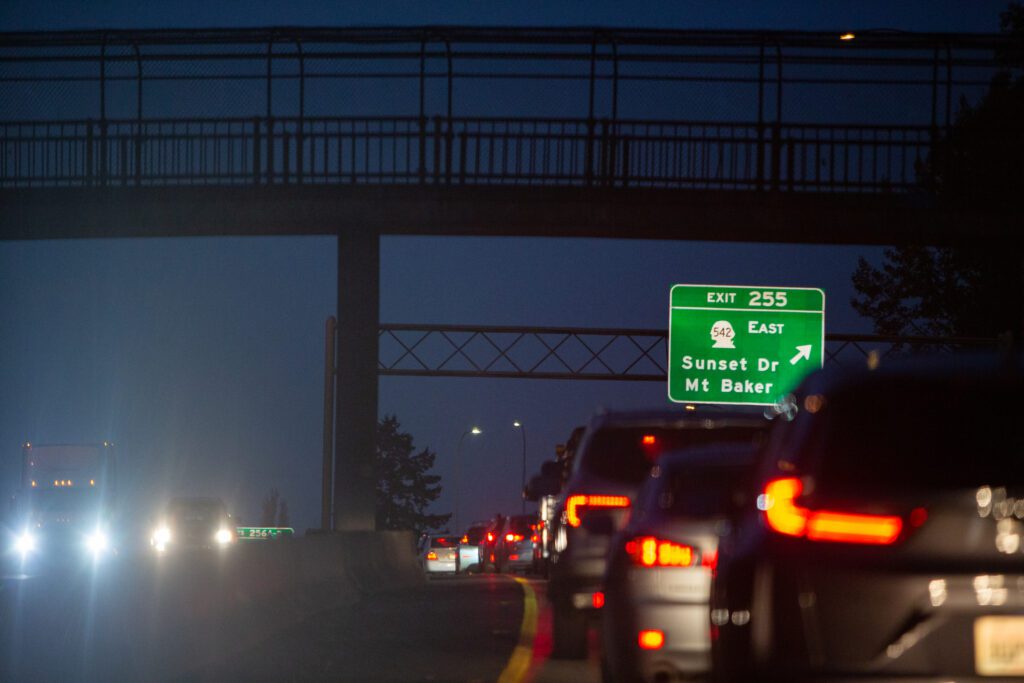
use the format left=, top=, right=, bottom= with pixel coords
left=9, top=442, right=118, bottom=565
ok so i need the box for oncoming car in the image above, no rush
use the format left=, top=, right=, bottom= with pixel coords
left=150, top=497, right=236, bottom=553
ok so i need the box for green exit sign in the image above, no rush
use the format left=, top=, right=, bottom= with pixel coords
left=236, top=526, right=294, bottom=540
left=668, top=284, right=825, bottom=406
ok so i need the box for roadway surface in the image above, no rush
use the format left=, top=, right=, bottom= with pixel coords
left=1, top=553, right=600, bottom=682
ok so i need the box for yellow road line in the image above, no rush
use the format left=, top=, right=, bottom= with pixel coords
left=497, top=576, right=539, bottom=683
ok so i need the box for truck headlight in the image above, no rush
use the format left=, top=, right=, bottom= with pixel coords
left=86, top=529, right=110, bottom=555
left=14, top=530, right=37, bottom=555
left=214, top=528, right=233, bottom=545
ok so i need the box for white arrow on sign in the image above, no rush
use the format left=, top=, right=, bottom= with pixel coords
left=789, top=345, right=813, bottom=365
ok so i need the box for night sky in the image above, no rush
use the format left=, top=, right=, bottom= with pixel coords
left=0, top=2, right=1010, bottom=533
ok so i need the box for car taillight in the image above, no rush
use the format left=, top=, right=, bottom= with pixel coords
left=530, top=534, right=539, bottom=543
left=625, top=536, right=696, bottom=567
left=638, top=629, right=665, bottom=650
left=566, top=494, right=630, bottom=527
left=486, top=532, right=495, bottom=543
left=426, top=551, right=438, bottom=560
left=505, top=533, right=523, bottom=543
left=760, top=477, right=903, bottom=545
left=461, top=535, right=469, bottom=544
left=701, top=548, right=718, bottom=570
left=592, top=591, right=605, bottom=609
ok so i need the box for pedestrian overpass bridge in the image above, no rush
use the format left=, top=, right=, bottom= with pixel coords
left=0, top=26, right=1014, bottom=530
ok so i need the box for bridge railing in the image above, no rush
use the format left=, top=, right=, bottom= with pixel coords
left=0, top=116, right=935, bottom=192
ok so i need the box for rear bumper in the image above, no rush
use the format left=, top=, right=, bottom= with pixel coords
left=605, top=566, right=714, bottom=678
left=720, top=553, right=1024, bottom=679
left=424, top=559, right=457, bottom=573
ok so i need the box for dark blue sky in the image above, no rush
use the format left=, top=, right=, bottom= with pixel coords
left=0, top=2, right=1009, bottom=532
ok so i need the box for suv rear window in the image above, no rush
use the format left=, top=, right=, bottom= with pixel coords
left=509, top=516, right=534, bottom=534
left=814, top=378, right=1024, bottom=491
left=582, top=425, right=763, bottom=484
left=659, top=463, right=751, bottom=517
left=464, top=527, right=487, bottom=544
left=430, top=536, right=457, bottom=548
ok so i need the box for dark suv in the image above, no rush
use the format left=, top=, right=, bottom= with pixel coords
left=547, top=409, right=767, bottom=658
left=712, top=353, right=1024, bottom=681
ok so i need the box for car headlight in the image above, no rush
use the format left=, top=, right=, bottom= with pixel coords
left=214, top=528, right=233, bottom=545
left=14, top=530, right=37, bottom=555
left=85, top=529, right=110, bottom=555
left=151, top=525, right=171, bottom=551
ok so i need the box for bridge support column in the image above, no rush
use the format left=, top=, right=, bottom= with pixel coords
left=333, top=227, right=380, bottom=531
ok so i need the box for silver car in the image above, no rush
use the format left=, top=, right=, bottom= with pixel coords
left=548, top=409, right=766, bottom=659
left=601, top=444, right=759, bottom=682
left=421, top=534, right=458, bottom=574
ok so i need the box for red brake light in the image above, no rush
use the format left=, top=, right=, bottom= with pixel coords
left=761, top=477, right=903, bottom=545
left=701, top=548, right=718, bottom=570
left=566, top=494, right=630, bottom=527
left=592, top=591, right=605, bottom=609
left=638, top=629, right=665, bottom=650
left=530, top=534, right=539, bottom=543
left=426, top=551, right=438, bottom=560
left=505, top=533, right=523, bottom=543
left=641, top=435, right=656, bottom=446
left=486, top=532, right=495, bottom=543
left=625, top=536, right=696, bottom=567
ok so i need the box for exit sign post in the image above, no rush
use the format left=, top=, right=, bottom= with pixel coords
left=668, top=284, right=825, bottom=406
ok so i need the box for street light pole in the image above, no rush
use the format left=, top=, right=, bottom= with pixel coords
left=513, top=421, right=526, bottom=513
left=454, top=427, right=482, bottom=532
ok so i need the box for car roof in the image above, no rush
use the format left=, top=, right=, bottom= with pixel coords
left=790, top=350, right=1021, bottom=401
left=588, top=408, right=768, bottom=431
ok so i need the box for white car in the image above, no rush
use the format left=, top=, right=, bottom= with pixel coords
left=421, top=534, right=458, bottom=573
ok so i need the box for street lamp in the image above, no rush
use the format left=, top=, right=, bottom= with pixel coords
left=454, top=426, right=482, bottom=532
left=513, top=421, right=526, bottom=513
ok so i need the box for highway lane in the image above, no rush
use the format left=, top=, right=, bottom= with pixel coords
left=187, top=573, right=602, bottom=683
left=2, top=550, right=602, bottom=682
left=189, top=574, right=526, bottom=681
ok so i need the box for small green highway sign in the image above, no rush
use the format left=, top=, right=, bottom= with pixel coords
left=236, top=526, right=294, bottom=540
left=668, top=284, right=825, bottom=406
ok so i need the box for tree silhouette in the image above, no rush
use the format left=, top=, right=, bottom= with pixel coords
left=852, top=4, right=1024, bottom=342
left=375, top=414, right=450, bottom=532
left=259, top=487, right=290, bottom=526
left=260, top=488, right=279, bottom=526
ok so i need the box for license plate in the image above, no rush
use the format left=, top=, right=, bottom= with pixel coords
left=975, top=615, right=1024, bottom=676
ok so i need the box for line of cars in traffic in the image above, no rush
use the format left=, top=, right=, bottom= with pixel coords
left=420, top=512, right=545, bottom=575
left=526, top=352, right=1024, bottom=681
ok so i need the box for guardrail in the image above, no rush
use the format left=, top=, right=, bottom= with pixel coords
left=0, top=116, right=935, bottom=191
